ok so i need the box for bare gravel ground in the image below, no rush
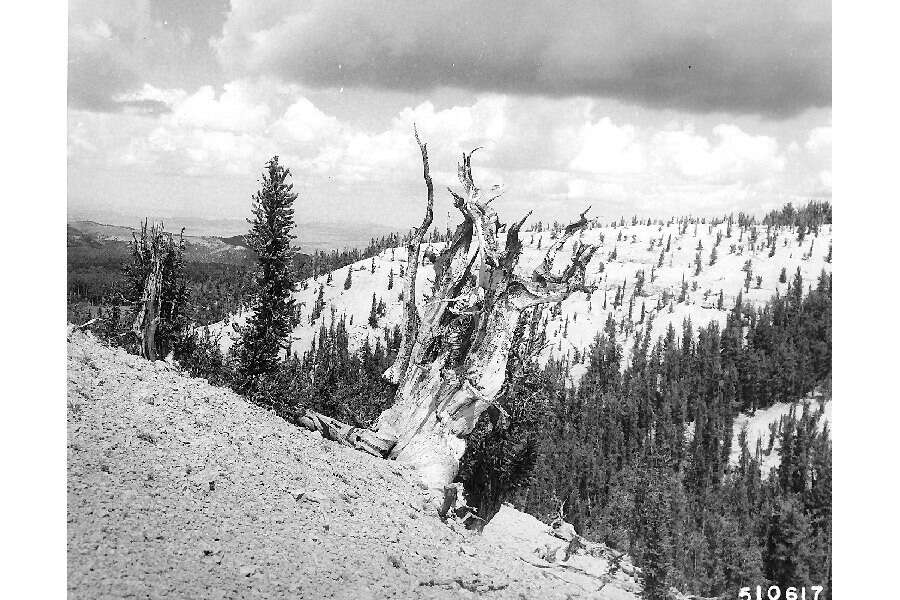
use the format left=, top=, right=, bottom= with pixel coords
left=67, top=328, right=640, bottom=599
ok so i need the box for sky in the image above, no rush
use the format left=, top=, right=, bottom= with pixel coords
left=67, top=0, right=832, bottom=233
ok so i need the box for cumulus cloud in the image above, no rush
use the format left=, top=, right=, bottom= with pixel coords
left=275, top=98, right=341, bottom=143
left=69, top=83, right=825, bottom=222
left=650, top=124, right=786, bottom=184
left=805, top=126, right=832, bottom=154
left=170, top=83, right=272, bottom=133
left=214, top=0, right=831, bottom=118
left=569, top=118, right=645, bottom=175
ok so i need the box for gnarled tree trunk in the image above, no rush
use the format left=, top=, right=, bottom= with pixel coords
left=132, top=221, right=166, bottom=361
left=374, top=135, right=597, bottom=491
left=297, top=129, right=597, bottom=494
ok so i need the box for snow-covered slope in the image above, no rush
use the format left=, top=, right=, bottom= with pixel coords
left=728, top=396, right=832, bottom=476
left=207, top=219, right=833, bottom=479
left=211, top=220, right=832, bottom=387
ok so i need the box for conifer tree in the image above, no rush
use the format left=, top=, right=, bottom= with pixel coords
left=635, top=270, right=645, bottom=296
left=639, top=467, right=675, bottom=600
left=368, top=292, right=378, bottom=328
left=310, top=284, right=325, bottom=323
left=234, top=156, right=298, bottom=395
left=387, top=267, right=394, bottom=290
left=343, top=267, right=352, bottom=290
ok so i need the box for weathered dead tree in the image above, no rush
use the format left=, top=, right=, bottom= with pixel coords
left=374, top=133, right=597, bottom=491
left=129, top=221, right=185, bottom=361
left=130, top=221, right=168, bottom=360
left=295, top=130, right=597, bottom=494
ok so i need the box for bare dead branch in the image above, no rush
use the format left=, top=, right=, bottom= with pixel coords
left=383, top=125, right=435, bottom=385
left=500, top=210, right=533, bottom=272
left=74, top=317, right=101, bottom=330
left=533, top=206, right=592, bottom=285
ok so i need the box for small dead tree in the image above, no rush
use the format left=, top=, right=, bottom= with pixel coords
left=297, top=130, right=597, bottom=493
left=128, top=220, right=186, bottom=361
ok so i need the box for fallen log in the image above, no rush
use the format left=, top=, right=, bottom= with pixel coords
left=294, top=409, right=397, bottom=458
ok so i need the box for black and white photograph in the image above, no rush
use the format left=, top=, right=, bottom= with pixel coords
left=10, top=0, right=852, bottom=598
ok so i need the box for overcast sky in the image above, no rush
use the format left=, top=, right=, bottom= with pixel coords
left=67, top=0, right=832, bottom=231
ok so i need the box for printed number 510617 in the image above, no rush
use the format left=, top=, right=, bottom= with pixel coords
left=739, top=586, right=824, bottom=600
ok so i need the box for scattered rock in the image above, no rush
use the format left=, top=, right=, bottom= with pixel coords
left=136, top=430, right=157, bottom=444
left=67, top=328, right=639, bottom=600
left=239, top=565, right=256, bottom=578
left=291, top=488, right=328, bottom=503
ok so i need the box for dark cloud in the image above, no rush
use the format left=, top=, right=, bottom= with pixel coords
left=67, top=0, right=227, bottom=113
left=67, top=43, right=140, bottom=112
left=216, top=0, right=830, bottom=118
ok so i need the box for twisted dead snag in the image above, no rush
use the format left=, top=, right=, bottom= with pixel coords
left=293, top=130, right=596, bottom=495
left=130, top=220, right=184, bottom=360
left=374, top=133, right=597, bottom=493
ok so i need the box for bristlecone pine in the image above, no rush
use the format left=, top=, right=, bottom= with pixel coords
left=297, top=128, right=597, bottom=494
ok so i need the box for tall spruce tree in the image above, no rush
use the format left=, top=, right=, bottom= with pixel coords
left=235, top=156, right=298, bottom=396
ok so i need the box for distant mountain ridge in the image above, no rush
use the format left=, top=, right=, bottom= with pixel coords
left=67, top=220, right=255, bottom=265
left=66, top=214, right=402, bottom=253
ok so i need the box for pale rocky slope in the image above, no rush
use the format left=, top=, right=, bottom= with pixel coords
left=67, top=328, right=645, bottom=599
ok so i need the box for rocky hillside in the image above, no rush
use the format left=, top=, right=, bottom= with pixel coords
left=67, top=328, right=645, bottom=599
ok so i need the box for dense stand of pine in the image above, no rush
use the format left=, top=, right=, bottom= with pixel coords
left=511, top=270, right=832, bottom=598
